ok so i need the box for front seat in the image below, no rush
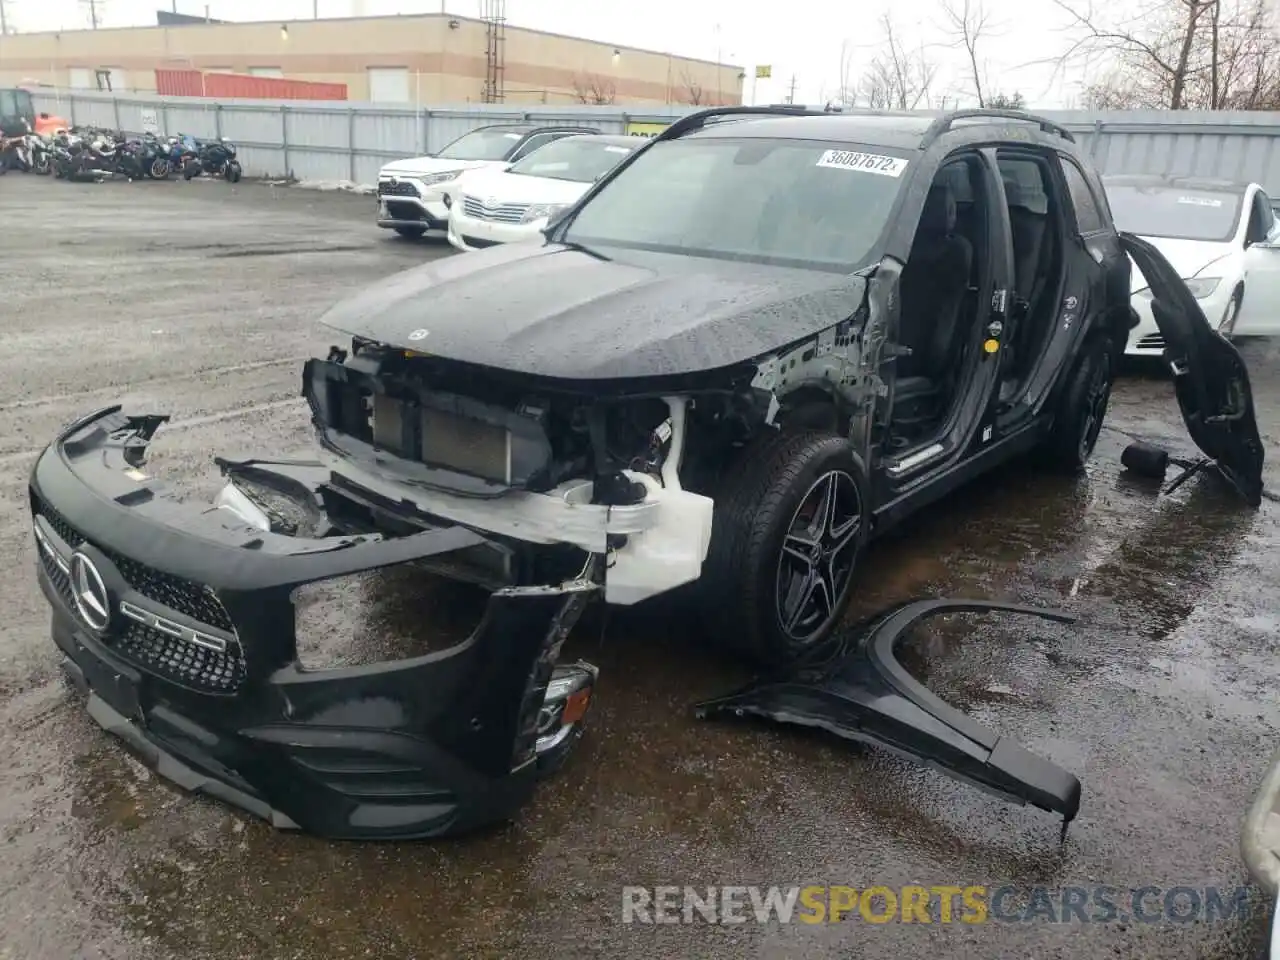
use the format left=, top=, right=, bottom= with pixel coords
left=894, top=182, right=974, bottom=423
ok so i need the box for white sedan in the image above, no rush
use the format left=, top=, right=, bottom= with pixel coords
left=447, top=134, right=639, bottom=252
left=1104, top=175, right=1280, bottom=356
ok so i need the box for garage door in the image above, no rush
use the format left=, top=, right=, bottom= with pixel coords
left=368, top=67, right=410, bottom=103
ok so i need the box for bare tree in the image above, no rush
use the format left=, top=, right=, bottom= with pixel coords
left=986, top=90, right=1027, bottom=108
left=678, top=69, right=706, bottom=105
left=941, top=0, right=998, bottom=106
left=858, top=14, right=939, bottom=109
left=834, top=39, right=860, bottom=108
left=571, top=73, right=617, bottom=105
left=1052, top=0, right=1280, bottom=110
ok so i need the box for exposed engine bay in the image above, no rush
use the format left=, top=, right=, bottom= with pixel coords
left=293, top=336, right=813, bottom=605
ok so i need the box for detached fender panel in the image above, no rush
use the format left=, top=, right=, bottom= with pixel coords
left=696, top=598, right=1082, bottom=829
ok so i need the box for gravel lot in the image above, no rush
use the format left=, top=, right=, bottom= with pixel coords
left=1, top=174, right=1278, bottom=960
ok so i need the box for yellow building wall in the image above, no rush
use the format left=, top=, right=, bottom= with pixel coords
left=0, top=14, right=743, bottom=106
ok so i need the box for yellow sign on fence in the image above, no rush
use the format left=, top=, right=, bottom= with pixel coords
left=624, top=120, right=670, bottom=138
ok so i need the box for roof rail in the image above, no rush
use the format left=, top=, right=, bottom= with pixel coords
left=653, top=104, right=836, bottom=143
left=921, top=109, right=1076, bottom=146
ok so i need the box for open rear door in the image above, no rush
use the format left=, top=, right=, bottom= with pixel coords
left=1119, top=233, right=1265, bottom=507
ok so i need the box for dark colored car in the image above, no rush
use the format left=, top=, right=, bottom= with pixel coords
left=375, top=123, right=600, bottom=238
left=30, top=107, right=1263, bottom=840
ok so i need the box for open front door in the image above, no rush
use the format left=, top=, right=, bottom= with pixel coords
left=1119, top=233, right=1264, bottom=506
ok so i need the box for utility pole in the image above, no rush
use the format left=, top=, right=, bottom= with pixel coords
left=0, top=0, right=8, bottom=37
left=81, top=0, right=103, bottom=29
left=786, top=74, right=797, bottom=104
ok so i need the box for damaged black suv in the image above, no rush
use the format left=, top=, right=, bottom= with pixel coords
left=30, top=106, right=1263, bottom=840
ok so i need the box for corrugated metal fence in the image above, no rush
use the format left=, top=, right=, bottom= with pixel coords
left=28, top=89, right=1280, bottom=193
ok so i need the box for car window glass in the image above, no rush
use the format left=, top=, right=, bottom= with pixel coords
left=1105, top=183, right=1244, bottom=242
left=1245, top=193, right=1268, bottom=243
left=508, top=138, right=636, bottom=182
left=565, top=138, right=908, bottom=271
left=509, top=133, right=557, bottom=161
left=0, top=90, right=17, bottom=117
left=436, top=128, right=525, bottom=162
left=1060, top=160, right=1105, bottom=233
left=1257, top=191, right=1276, bottom=235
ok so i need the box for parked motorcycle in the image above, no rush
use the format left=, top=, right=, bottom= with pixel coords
left=0, top=116, right=32, bottom=172
left=168, top=134, right=200, bottom=176
left=140, top=132, right=175, bottom=179
left=183, top=136, right=243, bottom=182
left=29, top=135, right=52, bottom=175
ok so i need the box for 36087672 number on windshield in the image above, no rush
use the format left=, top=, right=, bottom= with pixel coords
left=815, top=149, right=908, bottom=178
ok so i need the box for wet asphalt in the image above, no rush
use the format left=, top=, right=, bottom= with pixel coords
left=1, top=173, right=1279, bottom=960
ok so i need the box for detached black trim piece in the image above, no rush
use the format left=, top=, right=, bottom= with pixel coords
left=31, top=405, right=600, bottom=840
left=696, top=598, right=1082, bottom=833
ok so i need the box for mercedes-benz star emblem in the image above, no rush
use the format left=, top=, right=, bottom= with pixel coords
left=408, top=328, right=429, bottom=341
left=70, top=552, right=111, bottom=632
left=484, top=197, right=498, bottom=208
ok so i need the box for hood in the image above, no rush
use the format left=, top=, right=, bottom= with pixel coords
left=1128, top=235, right=1235, bottom=292
left=319, top=243, right=865, bottom=381
left=378, top=155, right=505, bottom=178
left=455, top=168, right=592, bottom=207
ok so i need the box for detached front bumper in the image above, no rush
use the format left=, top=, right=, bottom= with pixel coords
left=30, top=406, right=598, bottom=840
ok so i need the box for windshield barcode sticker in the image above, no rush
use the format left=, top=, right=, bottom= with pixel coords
left=816, top=150, right=907, bottom=177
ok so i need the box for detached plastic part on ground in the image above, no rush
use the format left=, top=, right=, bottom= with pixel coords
left=695, top=599, right=1082, bottom=839
left=1120, top=439, right=1280, bottom=504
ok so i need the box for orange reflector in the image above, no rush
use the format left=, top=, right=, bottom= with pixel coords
left=561, top=689, right=593, bottom=725
left=983, top=338, right=1000, bottom=354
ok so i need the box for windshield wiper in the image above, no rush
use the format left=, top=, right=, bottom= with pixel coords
left=558, top=239, right=612, bottom=261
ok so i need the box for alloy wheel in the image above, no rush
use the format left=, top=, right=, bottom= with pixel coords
left=775, top=470, right=862, bottom=643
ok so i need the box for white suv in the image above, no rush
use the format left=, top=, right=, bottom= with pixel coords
left=376, top=124, right=598, bottom=238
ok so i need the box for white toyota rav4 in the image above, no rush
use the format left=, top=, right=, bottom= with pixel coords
left=375, top=123, right=598, bottom=238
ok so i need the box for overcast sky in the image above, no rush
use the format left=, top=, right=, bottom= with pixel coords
left=5, top=0, right=1096, bottom=107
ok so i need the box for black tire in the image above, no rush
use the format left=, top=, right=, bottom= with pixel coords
left=394, top=225, right=427, bottom=238
left=226, top=161, right=242, bottom=183
left=183, top=161, right=200, bottom=180
left=1041, top=334, right=1114, bottom=472
left=699, top=430, right=869, bottom=667
left=149, top=157, right=170, bottom=180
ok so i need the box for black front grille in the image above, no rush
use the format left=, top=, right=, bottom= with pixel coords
left=39, top=546, right=74, bottom=609
left=36, top=500, right=235, bottom=633
left=33, top=498, right=246, bottom=694
left=385, top=200, right=425, bottom=222
left=107, top=553, right=235, bottom=632
left=378, top=180, right=418, bottom=197
left=115, top=620, right=246, bottom=693
left=1137, top=334, right=1165, bottom=350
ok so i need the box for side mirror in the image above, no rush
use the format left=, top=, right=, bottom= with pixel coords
left=39, top=112, right=49, bottom=119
